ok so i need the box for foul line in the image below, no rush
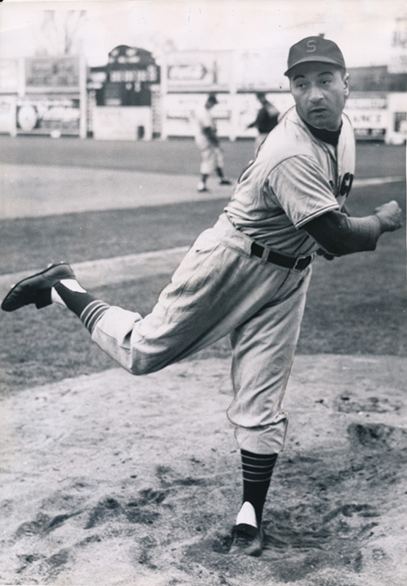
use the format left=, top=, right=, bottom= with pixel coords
left=0, top=246, right=189, bottom=299
left=353, top=176, right=404, bottom=187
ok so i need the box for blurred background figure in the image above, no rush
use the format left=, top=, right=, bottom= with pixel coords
left=193, top=93, right=232, bottom=193
left=247, top=92, right=280, bottom=153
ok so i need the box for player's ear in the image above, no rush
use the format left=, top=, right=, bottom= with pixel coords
left=343, top=72, right=350, bottom=97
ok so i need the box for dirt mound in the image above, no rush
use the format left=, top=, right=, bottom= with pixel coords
left=348, top=422, right=407, bottom=450
left=0, top=354, right=406, bottom=585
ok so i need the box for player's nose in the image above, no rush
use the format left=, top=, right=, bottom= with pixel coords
left=308, top=85, right=324, bottom=103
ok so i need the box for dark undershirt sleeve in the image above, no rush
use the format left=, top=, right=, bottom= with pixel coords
left=303, top=209, right=383, bottom=256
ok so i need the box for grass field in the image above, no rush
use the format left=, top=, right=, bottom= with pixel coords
left=0, top=135, right=405, bottom=178
left=0, top=138, right=406, bottom=393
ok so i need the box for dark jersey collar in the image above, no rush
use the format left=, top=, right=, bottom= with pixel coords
left=303, top=119, right=342, bottom=147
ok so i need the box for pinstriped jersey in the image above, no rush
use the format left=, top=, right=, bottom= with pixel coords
left=225, top=106, right=355, bottom=256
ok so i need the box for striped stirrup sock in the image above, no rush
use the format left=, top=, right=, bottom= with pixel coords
left=241, top=449, right=278, bottom=525
left=54, top=282, right=109, bottom=334
left=80, top=300, right=110, bottom=333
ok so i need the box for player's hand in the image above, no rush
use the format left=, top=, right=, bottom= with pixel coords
left=375, top=201, right=403, bottom=232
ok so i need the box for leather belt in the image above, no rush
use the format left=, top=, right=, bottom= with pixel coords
left=251, top=242, right=312, bottom=271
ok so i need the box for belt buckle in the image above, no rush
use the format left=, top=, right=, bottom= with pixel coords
left=293, top=256, right=305, bottom=271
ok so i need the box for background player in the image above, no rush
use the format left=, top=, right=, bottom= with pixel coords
left=247, top=92, right=280, bottom=152
left=193, top=93, right=232, bottom=192
left=2, top=36, right=402, bottom=558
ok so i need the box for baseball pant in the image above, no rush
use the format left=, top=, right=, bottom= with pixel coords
left=196, top=142, right=224, bottom=175
left=92, top=213, right=312, bottom=453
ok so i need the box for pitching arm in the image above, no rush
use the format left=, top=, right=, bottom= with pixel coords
left=303, top=201, right=402, bottom=256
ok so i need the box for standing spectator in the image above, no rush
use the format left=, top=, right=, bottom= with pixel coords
left=247, top=92, right=280, bottom=152
left=194, top=93, right=232, bottom=193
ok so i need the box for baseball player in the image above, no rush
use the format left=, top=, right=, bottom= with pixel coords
left=247, top=92, right=280, bottom=152
left=194, top=93, right=232, bottom=192
left=2, top=36, right=402, bottom=558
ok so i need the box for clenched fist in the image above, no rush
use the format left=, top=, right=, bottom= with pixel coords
left=375, top=200, right=403, bottom=232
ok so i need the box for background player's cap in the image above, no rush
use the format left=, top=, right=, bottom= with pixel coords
left=207, top=93, right=218, bottom=104
left=284, top=36, right=346, bottom=77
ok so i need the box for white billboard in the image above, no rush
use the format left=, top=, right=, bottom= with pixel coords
left=345, top=94, right=388, bottom=139
left=165, top=50, right=233, bottom=92
left=16, top=97, right=81, bottom=136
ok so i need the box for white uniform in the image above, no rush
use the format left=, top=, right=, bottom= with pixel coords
left=194, top=105, right=224, bottom=175
left=226, top=106, right=355, bottom=255
left=91, top=106, right=355, bottom=454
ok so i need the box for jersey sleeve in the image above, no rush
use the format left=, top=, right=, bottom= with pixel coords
left=268, top=155, right=340, bottom=228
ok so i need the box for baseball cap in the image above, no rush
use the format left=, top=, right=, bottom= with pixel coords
left=207, top=93, right=218, bottom=104
left=284, top=36, right=346, bottom=77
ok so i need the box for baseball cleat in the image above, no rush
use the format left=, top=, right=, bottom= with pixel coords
left=219, top=178, right=232, bottom=186
left=229, top=523, right=264, bottom=557
left=1, top=262, right=75, bottom=312
left=197, top=182, right=209, bottom=192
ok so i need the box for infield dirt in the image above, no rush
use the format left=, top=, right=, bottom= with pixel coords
left=0, top=354, right=406, bottom=586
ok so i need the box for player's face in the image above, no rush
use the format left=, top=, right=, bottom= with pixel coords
left=289, top=63, right=349, bottom=130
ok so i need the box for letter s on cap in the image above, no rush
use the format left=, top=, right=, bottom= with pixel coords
left=306, top=39, right=317, bottom=53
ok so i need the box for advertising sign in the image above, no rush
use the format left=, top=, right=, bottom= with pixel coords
left=345, top=95, right=388, bottom=139
left=347, top=110, right=388, bottom=139
left=166, top=51, right=232, bottom=92
left=25, top=57, right=80, bottom=91
left=16, top=97, right=81, bottom=136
